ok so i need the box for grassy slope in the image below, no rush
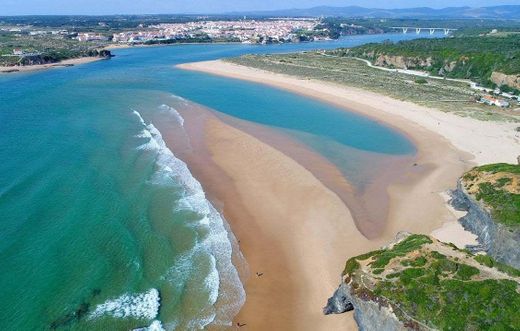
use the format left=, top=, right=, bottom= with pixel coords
left=462, top=163, right=520, bottom=227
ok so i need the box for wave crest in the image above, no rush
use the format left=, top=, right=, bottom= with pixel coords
left=89, top=288, right=160, bottom=320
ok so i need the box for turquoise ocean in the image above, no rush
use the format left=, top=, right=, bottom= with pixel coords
left=0, top=33, right=439, bottom=330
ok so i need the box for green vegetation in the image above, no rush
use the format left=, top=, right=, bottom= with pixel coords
left=343, top=258, right=360, bottom=275
left=227, top=53, right=519, bottom=121
left=343, top=235, right=431, bottom=276
left=0, top=31, right=110, bottom=66
left=331, top=34, right=520, bottom=90
left=455, top=264, right=480, bottom=280
left=343, top=249, right=383, bottom=276
left=401, top=256, right=427, bottom=267
left=475, top=254, right=520, bottom=278
left=345, top=234, right=520, bottom=330
left=375, top=277, right=520, bottom=330
left=474, top=254, right=494, bottom=267
left=474, top=163, right=520, bottom=174
left=475, top=183, right=520, bottom=226
left=462, top=163, right=520, bottom=227
left=370, top=235, right=432, bottom=269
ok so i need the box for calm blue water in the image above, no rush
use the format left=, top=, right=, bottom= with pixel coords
left=0, top=33, right=440, bottom=330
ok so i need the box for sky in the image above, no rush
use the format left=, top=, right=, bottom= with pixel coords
left=1, top=0, right=518, bottom=15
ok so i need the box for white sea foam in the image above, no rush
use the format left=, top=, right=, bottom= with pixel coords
left=133, top=320, right=165, bottom=331
left=170, top=94, right=188, bottom=103
left=136, top=130, right=162, bottom=151
left=133, top=110, right=147, bottom=126
left=89, top=288, right=160, bottom=320
left=136, top=129, right=152, bottom=139
left=205, top=255, right=220, bottom=305
left=158, top=104, right=184, bottom=126
left=132, top=110, right=246, bottom=329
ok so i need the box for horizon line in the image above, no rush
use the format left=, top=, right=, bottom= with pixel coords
left=1, top=3, right=519, bottom=18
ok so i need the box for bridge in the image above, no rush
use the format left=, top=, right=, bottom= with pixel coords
left=390, top=27, right=457, bottom=35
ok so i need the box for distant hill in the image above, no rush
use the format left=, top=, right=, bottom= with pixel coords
left=332, top=34, right=520, bottom=90
left=230, top=5, right=520, bottom=19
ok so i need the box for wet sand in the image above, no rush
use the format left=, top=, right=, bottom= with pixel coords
left=156, top=93, right=468, bottom=330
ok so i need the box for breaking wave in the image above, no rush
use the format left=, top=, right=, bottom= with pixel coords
left=133, top=110, right=245, bottom=329
left=89, top=289, right=160, bottom=320
left=170, top=94, right=188, bottom=104
left=158, top=104, right=184, bottom=126
left=133, top=320, right=165, bottom=331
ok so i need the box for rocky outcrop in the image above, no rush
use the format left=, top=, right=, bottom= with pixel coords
left=490, top=71, right=520, bottom=90
left=373, top=54, right=432, bottom=70
left=323, top=282, right=353, bottom=315
left=438, top=61, right=457, bottom=76
left=324, top=282, right=406, bottom=331
left=451, top=180, right=520, bottom=269
left=371, top=54, right=461, bottom=77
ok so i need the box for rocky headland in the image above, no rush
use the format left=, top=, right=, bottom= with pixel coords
left=326, top=164, right=519, bottom=330
left=325, top=232, right=520, bottom=330
left=451, top=163, right=520, bottom=268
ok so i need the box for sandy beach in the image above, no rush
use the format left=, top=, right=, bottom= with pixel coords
left=173, top=60, right=520, bottom=330
left=0, top=56, right=107, bottom=74
left=159, top=104, right=376, bottom=330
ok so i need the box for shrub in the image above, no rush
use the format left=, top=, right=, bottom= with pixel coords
left=343, top=258, right=360, bottom=276
left=455, top=264, right=480, bottom=280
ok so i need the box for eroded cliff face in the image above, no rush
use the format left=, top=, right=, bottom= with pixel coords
left=370, top=53, right=462, bottom=78
left=490, top=71, right=520, bottom=90
left=373, top=54, right=433, bottom=70
left=451, top=181, right=520, bottom=269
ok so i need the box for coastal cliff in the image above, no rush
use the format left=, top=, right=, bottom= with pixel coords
left=329, top=35, right=520, bottom=91
left=370, top=54, right=462, bottom=77
left=324, top=233, right=520, bottom=330
left=372, top=54, right=433, bottom=71
left=490, top=71, right=520, bottom=90
left=5, top=49, right=112, bottom=68
left=450, top=163, right=520, bottom=268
